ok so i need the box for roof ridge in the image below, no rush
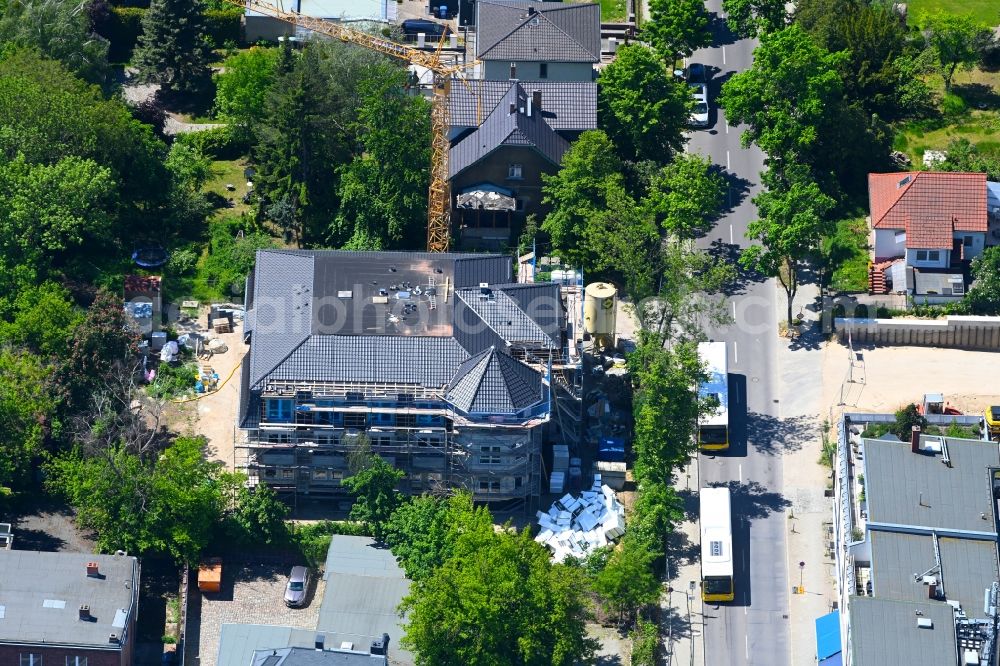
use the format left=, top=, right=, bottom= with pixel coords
left=251, top=333, right=311, bottom=389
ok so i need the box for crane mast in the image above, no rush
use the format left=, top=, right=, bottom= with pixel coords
left=229, top=0, right=473, bottom=252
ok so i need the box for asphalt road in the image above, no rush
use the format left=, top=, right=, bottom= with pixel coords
left=685, top=4, right=793, bottom=665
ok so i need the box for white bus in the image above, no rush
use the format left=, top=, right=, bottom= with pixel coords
left=700, top=486, right=735, bottom=602
left=697, top=341, right=729, bottom=451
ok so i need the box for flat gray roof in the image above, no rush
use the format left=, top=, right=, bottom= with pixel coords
left=863, top=436, right=999, bottom=536
left=850, top=596, right=957, bottom=666
left=319, top=537, right=412, bottom=665
left=871, top=532, right=1000, bottom=616
left=0, top=550, right=138, bottom=648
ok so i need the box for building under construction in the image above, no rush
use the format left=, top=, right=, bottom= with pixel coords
left=237, top=250, right=583, bottom=508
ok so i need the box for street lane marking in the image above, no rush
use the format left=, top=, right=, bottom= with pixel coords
left=723, top=46, right=727, bottom=65
left=739, top=463, right=742, bottom=482
left=726, top=150, right=731, bottom=170
left=725, top=118, right=729, bottom=134
left=732, top=300, right=737, bottom=319
left=733, top=341, right=738, bottom=365
left=730, top=223, right=734, bottom=244
left=745, top=635, right=749, bottom=659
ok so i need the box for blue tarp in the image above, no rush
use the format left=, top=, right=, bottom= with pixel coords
left=815, top=611, right=842, bottom=661
left=820, top=653, right=843, bottom=666
left=598, top=437, right=626, bottom=462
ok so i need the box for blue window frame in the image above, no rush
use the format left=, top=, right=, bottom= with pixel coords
left=266, top=399, right=293, bottom=422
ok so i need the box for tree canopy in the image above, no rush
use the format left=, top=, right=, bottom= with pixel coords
left=644, top=153, right=726, bottom=238
left=133, top=0, right=213, bottom=100
left=966, top=246, right=1000, bottom=315
left=343, top=453, right=405, bottom=543
left=919, top=12, right=990, bottom=93
left=214, top=46, right=281, bottom=143
left=597, top=44, right=690, bottom=164
left=644, top=0, right=713, bottom=62
left=722, top=0, right=787, bottom=37
left=0, top=348, right=56, bottom=498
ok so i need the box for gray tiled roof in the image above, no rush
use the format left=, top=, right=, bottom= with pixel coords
left=450, top=85, right=570, bottom=178
left=455, top=286, right=559, bottom=349
left=849, top=596, right=957, bottom=666
left=449, top=81, right=597, bottom=131
left=266, top=336, right=470, bottom=388
left=863, top=436, right=1000, bottom=536
left=446, top=346, right=542, bottom=413
left=0, top=550, right=138, bottom=648
left=477, top=1, right=600, bottom=62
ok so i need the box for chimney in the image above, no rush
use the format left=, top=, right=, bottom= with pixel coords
left=86, top=562, right=100, bottom=577
left=509, top=102, right=516, bottom=115
left=911, top=425, right=921, bottom=453
left=370, top=633, right=390, bottom=656
left=314, top=634, right=324, bottom=651
left=531, top=89, right=542, bottom=113
left=109, top=633, right=119, bottom=644
left=527, top=5, right=536, bottom=15
left=927, top=581, right=938, bottom=599
left=509, top=62, right=517, bottom=79
left=79, top=605, right=91, bottom=621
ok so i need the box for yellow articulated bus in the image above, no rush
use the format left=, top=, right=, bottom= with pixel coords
left=697, top=341, right=729, bottom=451
left=700, top=486, right=735, bottom=603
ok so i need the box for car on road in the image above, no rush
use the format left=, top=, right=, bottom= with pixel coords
left=689, top=83, right=709, bottom=128
left=284, top=566, right=310, bottom=607
left=401, top=18, right=450, bottom=39
left=686, top=62, right=707, bottom=84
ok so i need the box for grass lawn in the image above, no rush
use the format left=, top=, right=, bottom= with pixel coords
left=823, top=216, right=870, bottom=293
left=904, top=0, right=999, bottom=25
left=893, top=67, right=1000, bottom=165
left=204, top=159, right=254, bottom=217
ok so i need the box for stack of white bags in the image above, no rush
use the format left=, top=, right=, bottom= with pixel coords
left=534, top=475, right=627, bottom=562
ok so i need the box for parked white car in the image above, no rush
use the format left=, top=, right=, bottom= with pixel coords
left=689, top=83, right=709, bottom=128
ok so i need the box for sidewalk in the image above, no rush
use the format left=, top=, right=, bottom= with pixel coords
left=663, top=456, right=704, bottom=666
left=776, top=282, right=838, bottom=665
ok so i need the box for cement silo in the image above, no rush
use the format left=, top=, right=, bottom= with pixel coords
left=583, top=282, right=617, bottom=350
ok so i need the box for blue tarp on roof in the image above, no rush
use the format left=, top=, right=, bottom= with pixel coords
left=816, top=611, right=842, bottom=660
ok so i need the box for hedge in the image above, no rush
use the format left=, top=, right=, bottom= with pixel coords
left=174, top=125, right=249, bottom=160
left=103, top=6, right=243, bottom=62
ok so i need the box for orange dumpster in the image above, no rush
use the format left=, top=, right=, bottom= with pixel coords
left=198, top=557, right=222, bottom=593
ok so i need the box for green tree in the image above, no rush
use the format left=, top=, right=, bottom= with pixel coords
left=401, top=528, right=596, bottom=665
left=48, top=436, right=236, bottom=563
left=0, top=0, right=109, bottom=84
left=54, top=289, right=140, bottom=414
left=343, top=455, right=405, bottom=543
left=0, top=154, right=116, bottom=299
left=0, top=281, right=81, bottom=357
left=722, top=0, right=787, bottom=37
left=644, top=0, right=712, bottom=63
left=165, top=142, right=212, bottom=192
left=226, top=483, right=289, bottom=545
left=593, top=540, right=661, bottom=626
left=254, top=44, right=345, bottom=246
left=213, top=46, right=280, bottom=143
left=739, top=167, right=835, bottom=327
left=643, top=153, right=726, bottom=238
left=893, top=403, right=928, bottom=441
left=384, top=492, right=493, bottom=581
left=920, top=12, right=990, bottom=93
left=332, top=63, right=431, bottom=250
left=629, top=340, right=709, bottom=484
left=133, top=0, right=213, bottom=100
left=584, top=188, right=662, bottom=299
left=597, top=44, right=691, bottom=163
left=541, top=130, right=626, bottom=268
left=0, top=348, right=56, bottom=497
left=720, top=25, right=847, bottom=178
left=965, top=246, right=1000, bottom=314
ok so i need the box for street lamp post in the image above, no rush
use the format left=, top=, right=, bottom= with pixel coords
left=798, top=561, right=806, bottom=594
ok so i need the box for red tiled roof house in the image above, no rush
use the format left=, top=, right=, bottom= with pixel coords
left=868, top=172, right=988, bottom=296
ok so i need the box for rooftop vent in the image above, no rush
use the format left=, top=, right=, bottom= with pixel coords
left=370, top=633, right=391, bottom=656
left=916, top=617, right=934, bottom=629
left=79, top=605, right=92, bottom=621
left=314, top=634, right=324, bottom=651
left=109, top=633, right=119, bottom=644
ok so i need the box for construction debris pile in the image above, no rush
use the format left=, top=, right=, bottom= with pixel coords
left=534, top=478, right=626, bottom=562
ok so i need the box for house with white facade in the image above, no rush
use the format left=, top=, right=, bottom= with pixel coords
left=868, top=171, right=994, bottom=300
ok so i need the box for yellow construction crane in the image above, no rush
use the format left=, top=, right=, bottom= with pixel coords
left=227, top=0, right=476, bottom=252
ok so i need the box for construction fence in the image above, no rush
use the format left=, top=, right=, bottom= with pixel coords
left=835, top=316, right=1000, bottom=350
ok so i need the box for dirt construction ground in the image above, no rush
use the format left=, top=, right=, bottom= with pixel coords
left=822, top=343, right=1000, bottom=418
left=189, top=329, right=247, bottom=470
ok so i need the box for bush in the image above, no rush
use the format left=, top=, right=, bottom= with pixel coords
left=148, top=360, right=197, bottom=399
left=941, top=93, right=967, bottom=117
left=174, top=125, right=249, bottom=160
left=290, top=520, right=371, bottom=569
left=105, top=6, right=145, bottom=62
left=630, top=618, right=658, bottom=666
left=204, top=7, right=242, bottom=47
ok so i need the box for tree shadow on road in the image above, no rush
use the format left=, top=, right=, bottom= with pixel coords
left=746, top=412, right=814, bottom=455
left=704, top=240, right=767, bottom=297
left=709, top=13, right=740, bottom=48
left=716, top=169, right=754, bottom=215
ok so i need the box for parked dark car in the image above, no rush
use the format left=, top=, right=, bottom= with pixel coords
left=284, top=566, right=310, bottom=607
left=686, top=62, right=707, bottom=84
left=401, top=18, right=450, bottom=39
